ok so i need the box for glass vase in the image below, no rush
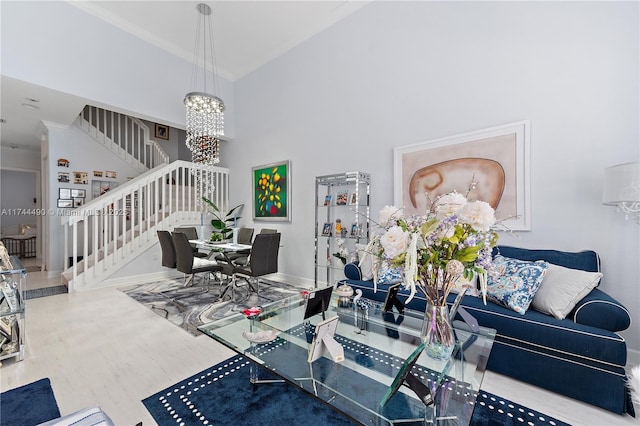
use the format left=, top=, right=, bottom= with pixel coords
left=422, top=303, right=455, bottom=360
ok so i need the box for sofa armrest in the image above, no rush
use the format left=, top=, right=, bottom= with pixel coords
left=571, top=288, right=631, bottom=332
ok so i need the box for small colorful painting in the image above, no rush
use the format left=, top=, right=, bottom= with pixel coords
left=252, top=160, right=291, bottom=221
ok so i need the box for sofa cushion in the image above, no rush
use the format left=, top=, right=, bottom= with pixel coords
left=531, top=263, right=602, bottom=320
left=494, top=246, right=600, bottom=273
left=572, top=288, right=631, bottom=332
left=486, top=255, right=548, bottom=314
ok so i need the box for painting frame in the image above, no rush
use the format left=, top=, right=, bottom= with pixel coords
left=252, top=160, right=291, bottom=222
left=393, top=120, right=531, bottom=231
left=154, top=123, right=169, bottom=140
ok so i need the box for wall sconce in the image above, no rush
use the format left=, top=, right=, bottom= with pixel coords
left=602, top=162, right=639, bottom=224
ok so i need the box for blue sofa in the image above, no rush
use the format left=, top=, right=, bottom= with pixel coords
left=340, top=245, right=635, bottom=416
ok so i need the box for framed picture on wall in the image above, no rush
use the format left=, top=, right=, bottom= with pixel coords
left=57, top=199, right=73, bottom=208
left=91, top=180, right=119, bottom=199
left=155, top=123, right=169, bottom=140
left=393, top=121, right=531, bottom=231
left=59, top=188, right=72, bottom=199
left=252, top=160, right=291, bottom=221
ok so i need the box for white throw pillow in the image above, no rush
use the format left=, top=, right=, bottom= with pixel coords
left=531, top=263, right=602, bottom=320
left=356, top=243, right=374, bottom=281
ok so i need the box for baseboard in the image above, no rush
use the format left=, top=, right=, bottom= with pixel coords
left=268, top=272, right=314, bottom=289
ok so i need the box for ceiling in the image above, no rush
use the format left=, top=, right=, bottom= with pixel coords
left=0, top=1, right=368, bottom=152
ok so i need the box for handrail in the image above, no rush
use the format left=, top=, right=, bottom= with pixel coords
left=77, top=106, right=169, bottom=171
left=61, top=161, right=229, bottom=291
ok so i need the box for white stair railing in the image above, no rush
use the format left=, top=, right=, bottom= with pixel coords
left=76, top=105, right=169, bottom=172
left=61, top=161, right=229, bottom=291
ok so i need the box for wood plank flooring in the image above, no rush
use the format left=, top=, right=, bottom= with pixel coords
left=1, top=276, right=637, bottom=425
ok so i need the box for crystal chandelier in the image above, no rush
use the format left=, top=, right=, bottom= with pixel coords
left=184, top=3, right=224, bottom=166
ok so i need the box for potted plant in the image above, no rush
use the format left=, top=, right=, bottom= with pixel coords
left=202, top=197, right=244, bottom=241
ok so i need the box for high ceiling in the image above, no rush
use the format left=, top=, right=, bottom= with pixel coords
left=0, top=1, right=368, bottom=151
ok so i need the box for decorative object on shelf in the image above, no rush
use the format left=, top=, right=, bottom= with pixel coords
left=202, top=197, right=243, bottom=241
left=367, top=181, right=499, bottom=358
left=394, top=120, right=531, bottom=231
left=350, top=223, right=361, bottom=237
left=252, top=160, right=290, bottom=221
left=184, top=3, right=225, bottom=167
left=154, top=123, right=170, bottom=140
left=423, top=303, right=455, bottom=360
left=323, top=195, right=332, bottom=206
left=335, top=219, right=342, bottom=234
left=349, top=192, right=358, bottom=206
left=332, top=238, right=349, bottom=265
left=602, top=162, right=639, bottom=224
left=336, top=190, right=349, bottom=205
left=321, top=222, right=332, bottom=236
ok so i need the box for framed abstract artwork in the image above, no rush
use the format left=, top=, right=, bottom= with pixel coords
left=252, top=160, right=291, bottom=221
left=393, top=121, right=531, bottom=231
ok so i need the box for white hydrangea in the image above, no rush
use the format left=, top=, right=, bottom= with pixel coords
left=379, top=225, right=409, bottom=259
left=434, top=191, right=467, bottom=219
left=458, top=200, right=496, bottom=232
left=379, top=205, right=403, bottom=228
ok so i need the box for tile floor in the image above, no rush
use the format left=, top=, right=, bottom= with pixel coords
left=0, top=263, right=637, bottom=425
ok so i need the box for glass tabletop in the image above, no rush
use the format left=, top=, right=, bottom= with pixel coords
left=199, top=293, right=496, bottom=425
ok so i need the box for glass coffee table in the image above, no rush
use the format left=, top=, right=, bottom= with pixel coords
left=199, top=292, right=495, bottom=425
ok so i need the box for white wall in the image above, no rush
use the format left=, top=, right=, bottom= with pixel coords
left=229, top=2, right=640, bottom=351
left=45, top=124, right=143, bottom=274
left=1, top=1, right=235, bottom=140
left=0, top=170, right=37, bottom=234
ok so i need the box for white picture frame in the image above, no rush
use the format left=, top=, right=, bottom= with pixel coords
left=393, top=121, right=531, bottom=231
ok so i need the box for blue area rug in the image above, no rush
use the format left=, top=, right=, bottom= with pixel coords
left=0, top=378, right=60, bottom=426
left=143, top=355, right=569, bottom=426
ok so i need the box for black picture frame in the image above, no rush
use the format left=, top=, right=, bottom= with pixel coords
left=155, top=123, right=169, bottom=140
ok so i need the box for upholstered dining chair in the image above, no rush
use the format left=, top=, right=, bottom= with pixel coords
left=173, top=226, right=208, bottom=258
left=219, top=233, right=281, bottom=300
left=172, top=232, right=222, bottom=288
left=157, top=230, right=177, bottom=269
left=215, top=227, right=255, bottom=265
left=259, top=228, right=277, bottom=234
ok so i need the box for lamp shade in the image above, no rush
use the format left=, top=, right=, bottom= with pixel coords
left=602, top=162, right=640, bottom=205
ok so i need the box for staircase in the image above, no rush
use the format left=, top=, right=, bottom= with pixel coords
left=76, top=105, right=169, bottom=172
left=61, top=161, right=229, bottom=291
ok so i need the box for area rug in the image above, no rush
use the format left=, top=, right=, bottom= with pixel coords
left=25, top=285, right=68, bottom=300
left=143, top=354, right=569, bottom=426
left=0, top=378, right=61, bottom=426
left=120, top=278, right=302, bottom=336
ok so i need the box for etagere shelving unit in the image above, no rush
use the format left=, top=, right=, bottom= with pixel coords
left=0, top=255, right=26, bottom=363
left=314, top=171, right=370, bottom=288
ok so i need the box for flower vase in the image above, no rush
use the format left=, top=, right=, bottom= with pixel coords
left=422, top=303, right=455, bottom=360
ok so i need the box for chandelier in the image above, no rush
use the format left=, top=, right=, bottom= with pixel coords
left=184, top=3, right=224, bottom=166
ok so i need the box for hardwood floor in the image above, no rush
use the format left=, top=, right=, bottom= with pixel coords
left=1, top=273, right=637, bottom=425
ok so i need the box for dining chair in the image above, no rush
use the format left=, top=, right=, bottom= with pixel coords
left=259, top=228, right=277, bottom=234
left=173, top=226, right=208, bottom=258
left=216, top=227, right=254, bottom=265
left=219, top=233, right=281, bottom=300
left=172, top=232, right=223, bottom=288
left=157, top=230, right=177, bottom=269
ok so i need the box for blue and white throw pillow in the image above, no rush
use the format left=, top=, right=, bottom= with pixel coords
left=486, top=255, right=548, bottom=314
left=377, top=260, right=403, bottom=285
